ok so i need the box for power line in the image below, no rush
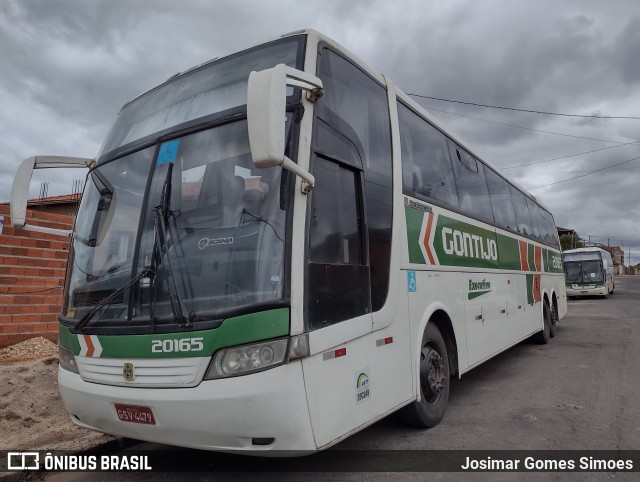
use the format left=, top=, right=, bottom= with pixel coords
left=537, top=168, right=640, bottom=175
left=527, top=155, right=640, bottom=189
left=586, top=234, right=640, bottom=239
left=546, top=174, right=640, bottom=187
left=407, top=93, right=640, bottom=120
left=501, top=141, right=640, bottom=169
left=423, top=105, right=625, bottom=144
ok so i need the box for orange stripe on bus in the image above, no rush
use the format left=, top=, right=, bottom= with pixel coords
left=534, top=246, right=542, bottom=272
left=84, top=335, right=95, bottom=357
left=519, top=240, right=529, bottom=271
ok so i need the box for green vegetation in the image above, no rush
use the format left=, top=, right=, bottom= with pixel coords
left=560, top=234, right=584, bottom=251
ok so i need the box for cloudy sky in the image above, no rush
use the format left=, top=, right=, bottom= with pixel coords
left=1, top=0, right=639, bottom=264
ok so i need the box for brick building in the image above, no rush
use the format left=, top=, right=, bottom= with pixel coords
left=602, top=246, right=626, bottom=275
left=0, top=204, right=73, bottom=348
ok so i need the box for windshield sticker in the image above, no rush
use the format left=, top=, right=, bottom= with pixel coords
left=355, top=369, right=371, bottom=404
left=198, top=237, right=234, bottom=250
left=157, top=140, right=181, bottom=165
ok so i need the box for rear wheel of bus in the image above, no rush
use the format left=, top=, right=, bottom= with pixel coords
left=400, top=323, right=450, bottom=428
left=534, top=300, right=553, bottom=344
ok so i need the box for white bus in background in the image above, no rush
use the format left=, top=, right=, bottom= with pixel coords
left=10, top=29, right=567, bottom=455
left=563, top=247, right=615, bottom=298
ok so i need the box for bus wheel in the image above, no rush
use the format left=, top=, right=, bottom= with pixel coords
left=534, top=300, right=552, bottom=344
left=549, top=304, right=557, bottom=338
left=400, top=323, right=450, bottom=428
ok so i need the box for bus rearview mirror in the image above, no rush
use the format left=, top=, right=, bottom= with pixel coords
left=247, top=64, right=323, bottom=193
left=11, top=156, right=94, bottom=236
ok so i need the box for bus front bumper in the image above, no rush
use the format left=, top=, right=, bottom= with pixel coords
left=59, top=361, right=316, bottom=455
left=566, top=285, right=607, bottom=297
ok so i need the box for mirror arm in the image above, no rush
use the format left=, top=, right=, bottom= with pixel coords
left=281, top=157, right=315, bottom=194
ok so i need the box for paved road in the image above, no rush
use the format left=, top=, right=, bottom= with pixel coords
left=47, top=276, right=640, bottom=480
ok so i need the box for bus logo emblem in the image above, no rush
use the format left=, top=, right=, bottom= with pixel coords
left=123, top=363, right=135, bottom=381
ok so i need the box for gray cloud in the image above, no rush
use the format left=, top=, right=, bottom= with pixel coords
left=1, top=0, right=639, bottom=262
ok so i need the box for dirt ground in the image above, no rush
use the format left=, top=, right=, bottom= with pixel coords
left=0, top=337, right=117, bottom=452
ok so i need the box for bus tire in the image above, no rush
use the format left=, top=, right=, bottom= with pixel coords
left=549, top=301, right=559, bottom=338
left=534, top=300, right=552, bottom=344
left=400, top=323, right=450, bottom=428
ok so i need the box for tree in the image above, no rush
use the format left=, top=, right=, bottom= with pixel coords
left=560, top=234, right=584, bottom=251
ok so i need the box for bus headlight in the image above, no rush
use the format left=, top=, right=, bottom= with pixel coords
left=59, top=344, right=79, bottom=374
left=205, top=338, right=288, bottom=379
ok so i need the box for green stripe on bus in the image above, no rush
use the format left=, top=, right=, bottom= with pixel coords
left=496, top=233, right=520, bottom=270
left=527, top=244, right=536, bottom=272
left=59, top=307, right=290, bottom=358
left=405, top=205, right=426, bottom=264
left=526, top=274, right=534, bottom=304
left=405, top=203, right=562, bottom=273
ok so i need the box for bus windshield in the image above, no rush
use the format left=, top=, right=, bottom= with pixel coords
left=63, top=36, right=306, bottom=330
left=563, top=252, right=604, bottom=284
left=66, top=119, right=292, bottom=327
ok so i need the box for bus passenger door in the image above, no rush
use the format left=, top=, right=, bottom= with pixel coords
left=302, top=155, right=375, bottom=448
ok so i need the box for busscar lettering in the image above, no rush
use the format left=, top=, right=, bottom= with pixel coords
left=442, top=227, right=497, bottom=261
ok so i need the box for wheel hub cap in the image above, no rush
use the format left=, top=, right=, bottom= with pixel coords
left=420, top=346, right=445, bottom=399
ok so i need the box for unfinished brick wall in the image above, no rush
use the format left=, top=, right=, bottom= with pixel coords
left=0, top=205, right=73, bottom=348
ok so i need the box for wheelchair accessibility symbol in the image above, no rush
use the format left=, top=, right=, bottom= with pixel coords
left=407, top=271, right=416, bottom=292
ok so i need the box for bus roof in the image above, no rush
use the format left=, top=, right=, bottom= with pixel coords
left=563, top=247, right=610, bottom=254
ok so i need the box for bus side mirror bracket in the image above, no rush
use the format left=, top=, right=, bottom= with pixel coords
left=11, top=156, right=94, bottom=236
left=247, top=64, right=323, bottom=194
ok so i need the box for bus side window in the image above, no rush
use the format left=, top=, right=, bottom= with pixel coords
left=398, top=103, right=459, bottom=209
left=547, top=211, right=561, bottom=249
left=509, top=185, right=533, bottom=236
left=526, top=198, right=544, bottom=243
left=448, top=141, right=494, bottom=224
left=539, top=208, right=554, bottom=246
left=485, top=166, right=517, bottom=232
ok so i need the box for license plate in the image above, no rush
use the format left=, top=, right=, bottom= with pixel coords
left=114, top=403, right=156, bottom=425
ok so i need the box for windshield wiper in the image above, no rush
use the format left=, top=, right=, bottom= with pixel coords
left=74, top=267, right=153, bottom=331
left=150, top=163, right=193, bottom=328
left=74, top=163, right=193, bottom=332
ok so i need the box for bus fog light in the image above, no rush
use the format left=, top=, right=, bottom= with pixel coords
left=205, top=338, right=288, bottom=379
left=59, top=344, right=79, bottom=374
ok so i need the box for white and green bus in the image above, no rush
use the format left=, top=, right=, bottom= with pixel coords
left=10, top=29, right=566, bottom=455
left=563, top=247, right=615, bottom=298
